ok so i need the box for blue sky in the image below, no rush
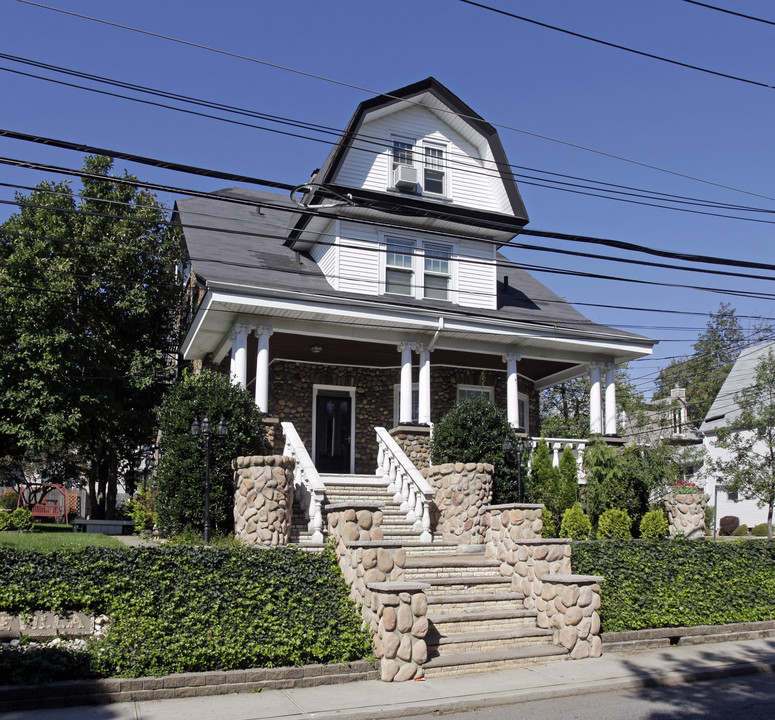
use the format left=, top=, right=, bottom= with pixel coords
left=2, top=0, right=774, bottom=399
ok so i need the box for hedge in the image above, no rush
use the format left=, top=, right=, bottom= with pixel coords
left=0, top=545, right=372, bottom=682
left=572, top=539, right=775, bottom=632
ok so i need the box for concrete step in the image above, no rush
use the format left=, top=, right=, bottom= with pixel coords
left=411, top=576, right=514, bottom=595
left=428, top=609, right=538, bottom=634
left=422, top=644, right=567, bottom=678
left=426, top=626, right=553, bottom=655
left=427, top=592, right=526, bottom=613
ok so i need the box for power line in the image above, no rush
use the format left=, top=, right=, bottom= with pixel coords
left=14, top=0, right=775, bottom=203
left=459, top=0, right=775, bottom=91
left=681, top=0, right=775, bottom=27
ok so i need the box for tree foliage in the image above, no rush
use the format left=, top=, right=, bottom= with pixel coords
left=155, top=369, right=265, bottom=537
left=710, top=349, right=775, bottom=538
left=0, top=156, right=182, bottom=517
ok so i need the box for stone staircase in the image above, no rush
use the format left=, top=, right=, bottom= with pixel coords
left=402, top=550, right=567, bottom=677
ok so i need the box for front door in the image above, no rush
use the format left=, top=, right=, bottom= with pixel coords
left=314, top=392, right=352, bottom=474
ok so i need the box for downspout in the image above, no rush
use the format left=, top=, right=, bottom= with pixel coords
left=428, top=317, right=445, bottom=351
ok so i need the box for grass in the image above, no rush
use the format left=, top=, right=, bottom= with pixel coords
left=0, top=524, right=125, bottom=551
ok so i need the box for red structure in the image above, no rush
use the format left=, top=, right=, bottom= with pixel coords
left=16, top=483, right=67, bottom=523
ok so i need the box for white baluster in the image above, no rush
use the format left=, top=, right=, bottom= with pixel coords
left=576, top=443, right=586, bottom=483
left=376, top=443, right=384, bottom=477
left=413, top=493, right=423, bottom=531
left=400, top=471, right=411, bottom=512
left=552, top=442, right=562, bottom=468
left=406, top=484, right=417, bottom=523
left=393, top=465, right=404, bottom=504
left=386, top=459, right=398, bottom=494
left=310, top=494, right=324, bottom=543
left=420, top=502, right=432, bottom=543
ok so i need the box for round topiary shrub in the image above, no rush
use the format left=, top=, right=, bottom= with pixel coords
left=732, top=524, right=749, bottom=537
left=597, top=508, right=632, bottom=540
left=559, top=502, right=592, bottom=540
left=9, top=507, right=34, bottom=531
left=639, top=509, right=669, bottom=539
left=719, top=515, right=740, bottom=536
left=751, top=523, right=770, bottom=537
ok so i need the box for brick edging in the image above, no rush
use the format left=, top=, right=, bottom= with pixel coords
left=0, top=660, right=379, bottom=713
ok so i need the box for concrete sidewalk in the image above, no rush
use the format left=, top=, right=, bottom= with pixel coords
left=5, top=637, right=775, bottom=720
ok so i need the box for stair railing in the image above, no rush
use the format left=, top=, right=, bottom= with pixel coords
left=282, top=422, right=325, bottom=543
left=375, top=427, right=433, bottom=543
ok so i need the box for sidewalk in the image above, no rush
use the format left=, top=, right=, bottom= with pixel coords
left=5, top=637, right=775, bottom=720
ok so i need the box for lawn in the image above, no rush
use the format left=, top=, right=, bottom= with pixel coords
left=0, top=524, right=125, bottom=550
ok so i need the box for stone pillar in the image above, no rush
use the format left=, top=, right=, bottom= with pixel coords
left=255, top=326, right=273, bottom=413
left=503, top=352, right=521, bottom=429
left=665, top=493, right=710, bottom=539
left=417, top=345, right=431, bottom=426
left=398, top=343, right=415, bottom=424
left=233, top=455, right=294, bottom=545
left=389, top=426, right=431, bottom=471
left=230, top=324, right=249, bottom=389
left=589, top=363, right=603, bottom=435
left=604, top=364, right=617, bottom=436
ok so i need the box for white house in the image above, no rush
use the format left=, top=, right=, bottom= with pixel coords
left=175, top=78, right=655, bottom=479
left=701, top=340, right=775, bottom=531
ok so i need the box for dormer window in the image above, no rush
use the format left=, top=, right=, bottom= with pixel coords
left=392, top=137, right=415, bottom=168
left=423, top=143, right=446, bottom=195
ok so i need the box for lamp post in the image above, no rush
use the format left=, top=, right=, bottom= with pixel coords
left=191, top=415, right=228, bottom=545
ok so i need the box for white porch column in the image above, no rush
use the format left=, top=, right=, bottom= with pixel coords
left=502, top=352, right=522, bottom=429
left=398, top=342, right=415, bottom=424
left=605, top=363, right=617, bottom=436
left=589, top=362, right=603, bottom=435
left=230, top=324, right=249, bottom=389
left=417, top=344, right=432, bottom=426
left=255, top=326, right=273, bottom=413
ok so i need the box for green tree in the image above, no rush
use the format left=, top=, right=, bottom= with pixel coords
left=0, top=156, right=182, bottom=518
left=429, top=396, right=519, bottom=504
left=526, top=438, right=561, bottom=516
left=709, top=349, right=775, bottom=538
left=654, top=304, right=771, bottom=425
left=155, top=369, right=265, bottom=537
left=558, top=445, right=580, bottom=510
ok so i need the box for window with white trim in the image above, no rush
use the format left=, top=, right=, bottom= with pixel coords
left=423, top=243, right=451, bottom=301
left=385, top=237, right=414, bottom=296
left=456, top=386, right=530, bottom=433
left=393, top=384, right=419, bottom=425
left=392, top=137, right=415, bottom=168
left=423, top=143, right=445, bottom=194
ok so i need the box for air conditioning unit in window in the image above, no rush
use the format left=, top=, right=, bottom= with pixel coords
left=393, top=164, right=418, bottom=190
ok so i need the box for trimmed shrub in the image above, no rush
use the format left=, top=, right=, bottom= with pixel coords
left=732, top=524, right=749, bottom=537
left=0, top=545, right=371, bottom=682
left=639, top=509, right=668, bottom=539
left=558, top=446, right=580, bottom=511
left=526, top=439, right=561, bottom=515
left=559, top=503, right=592, bottom=540
left=430, top=396, right=518, bottom=504
left=541, top=507, right=555, bottom=538
left=752, top=523, right=770, bottom=537
left=719, top=515, right=740, bottom=536
left=0, top=512, right=11, bottom=531
left=597, top=508, right=632, bottom=540
left=572, top=539, right=775, bottom=632
left=0, top=490, right=18, bottom=511
left=9, top=508, right=34, bottom=531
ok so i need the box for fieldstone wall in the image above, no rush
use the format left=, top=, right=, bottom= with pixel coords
left=665, top=493, right=710, bottom=539
left=485, top=503, right=545, bottom=550
left=389, top=426, right=431, bottom=471
left=423, top=463, right=494, bottom=544
left=233, top=455, right=294, bottom=546
left=368, top=582, right=430, bottom=682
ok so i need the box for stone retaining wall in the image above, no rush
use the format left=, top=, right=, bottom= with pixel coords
left=233, top=455, right=294, bottom=546
left=485, top=503, right=545, bottom=549
left=423, top=463, right=494, bottom=544
left=665, top=493, right=710, bottom=539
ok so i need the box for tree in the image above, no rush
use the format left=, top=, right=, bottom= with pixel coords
left=525, top=438, right=561, bottom=515
left=155, top=369, right=266, bottom=537
left=710, top=349, right=775, bottom=538
left=654, top=304, right=771, bottom=426
left=0, top=156, right=182, bottom=518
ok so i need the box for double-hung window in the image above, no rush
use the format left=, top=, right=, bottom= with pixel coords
left=392, top=137, right=414, bottom=168
left=423, top=143, right=445, bottom=194
left=424, top=243, right=451, bottom=301
left=385, top=238, right=414, bottom=296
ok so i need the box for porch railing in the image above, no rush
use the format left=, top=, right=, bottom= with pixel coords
left=281, top=422, right=326, bottom=543
left=375, top=427, right=433, bottom=543
left=528, top=437, right=587, bottom=482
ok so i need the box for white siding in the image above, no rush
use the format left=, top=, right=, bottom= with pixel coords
left=311, top=233, right=339, bottom=291
left=335, top=106, right=512, bottom=215
left=457, top=237, right=496, bottom=309
left=338, top=221, right=381, bottom=295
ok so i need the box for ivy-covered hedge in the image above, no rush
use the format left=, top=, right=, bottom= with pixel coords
left=0, top=545, right=372, bottom=681
left=572, top=539, right=775, bottom=632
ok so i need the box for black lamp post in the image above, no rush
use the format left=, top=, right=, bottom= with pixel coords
left=503, top=433, right=528, bottom=503
left=191, top=415, right=228, bottom=545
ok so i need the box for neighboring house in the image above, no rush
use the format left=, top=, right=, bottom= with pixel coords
left=175, top=77, right=655, bottom=476
left=700, top=341, right=775, bottom=529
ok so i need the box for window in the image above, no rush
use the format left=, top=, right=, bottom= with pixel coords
left=394, top=384, right=420, bottom=425
left=424, top=243, right=451, bottom=300
left=457, top=385, right=494, bottom=403
left=385, top=238, right=414, bottom=295
left=392, top=137, right=414, bottom=167
left=424, top=144, right=445, bottom=194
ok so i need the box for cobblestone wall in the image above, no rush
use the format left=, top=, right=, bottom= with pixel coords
left=665, top=493, right=710, bottom=539
left=233, top=455, right=294, bottom=546
left=485, top=503, right=544, bottom=545
left=389, top=427, right=431, bottom=470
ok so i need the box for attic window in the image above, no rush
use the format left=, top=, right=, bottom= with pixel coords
left=423, top=143, right=445, bottom=194
left=392, top=138, right=414, bottom=167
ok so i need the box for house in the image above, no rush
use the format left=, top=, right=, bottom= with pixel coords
left=701, top=340, right=775, bottom=530
left=175, top=77, right=655, bottom=478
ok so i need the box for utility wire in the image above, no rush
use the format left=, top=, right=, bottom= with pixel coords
left=681, top=0, right=775, bottom=27
left=14, top=0, right=775, bottom=203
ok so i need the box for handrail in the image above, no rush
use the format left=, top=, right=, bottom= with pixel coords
left=375, top=427, right=433, bottom=543
left=281, top=421, right=326, bottom=543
